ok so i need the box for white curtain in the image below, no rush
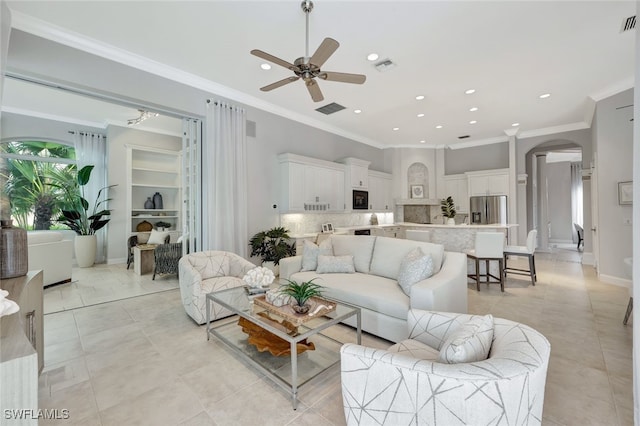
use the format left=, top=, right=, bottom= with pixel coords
left=74, top=132, right=108, bottom=263
left=570, top=162, right=583, bottom=243
left=203, top=100, right=248, bottom=257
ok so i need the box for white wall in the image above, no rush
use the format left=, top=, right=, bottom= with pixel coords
left=444, top=142, right=509, bottom=174
left=593, top=88, right=634, bottom=284
left=106, top=125, right=181, bottom=263
left=1, top=112, right=104, bottom=143
left=546, top=161, right=573, bottom=242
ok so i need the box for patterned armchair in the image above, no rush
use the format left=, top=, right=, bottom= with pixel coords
left=178, top=251, right=256, bottom=324
left=341, top=310, right=551, bottom=425
left=153, top=242, right=183, bottom=280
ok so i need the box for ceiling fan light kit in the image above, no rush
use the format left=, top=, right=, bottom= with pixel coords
left=250, top=0, right=366, bottom=102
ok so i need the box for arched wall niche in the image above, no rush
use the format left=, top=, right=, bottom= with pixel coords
left=407, top=162, right=429, bottom=198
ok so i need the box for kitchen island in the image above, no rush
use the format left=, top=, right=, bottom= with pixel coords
left=398, top=222, right=518, bottom=253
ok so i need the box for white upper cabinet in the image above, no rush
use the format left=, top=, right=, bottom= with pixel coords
left=369, top=171, right=393, bottom=211
left=340, top=157, right=371, bottom=189
left=443, top=174, right=469, bottom=213
left=466, top=169, right=509, bottom=196
left=278, top=153, right=345, bottom=213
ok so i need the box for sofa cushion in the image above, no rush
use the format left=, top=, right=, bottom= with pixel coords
left=388, top=339, right=440, bottom=361
left=316, top=255, right=355, bottom=274
left=300, top=239, right=333, bottom=271
left=330, top=235, right=376, bottom=273
left=438, top=314, right=494, bottom=364
left=188, top=251, right=230, bottom=279
left=148, top=229, right=170, bottom=245
left=291, top=271, right=409, bottom=320
left=370, top=237, right=445, bottom=279
left=397, top=248, right=434, bottom=296
left=27, top=231, right=64, bottom=245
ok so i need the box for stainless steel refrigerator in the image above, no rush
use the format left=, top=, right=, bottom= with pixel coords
left=469, top=195, right=508, bottom=225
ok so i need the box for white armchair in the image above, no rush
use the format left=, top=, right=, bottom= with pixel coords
left=178, top=251, right=256, bottom=324
left=341, top=309, right=551, bottom=425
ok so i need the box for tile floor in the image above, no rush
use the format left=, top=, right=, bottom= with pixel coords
left=37, top=249, right=633, bottom=425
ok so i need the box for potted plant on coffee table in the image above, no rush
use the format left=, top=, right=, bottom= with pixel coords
left=57, top=165, right=116, bottom=267
left=279, top=278, right=324, bottom=314
left=441, top=196, right=457, bottom=225
left=249, top=226, right=296, bottom=275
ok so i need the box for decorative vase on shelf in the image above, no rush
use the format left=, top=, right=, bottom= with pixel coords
left=153, top=192, right=163, bottom=210
left=446, top=218, right=456, bottom=226
left=144, top=197, right=154, bottom=209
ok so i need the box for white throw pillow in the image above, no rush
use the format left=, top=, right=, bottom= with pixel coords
left=397, top=247, right=434, bottom=296
left=147, top=229, right=170, bottom=245
left=330, top=235, right=376, bottom=273
left=301, top=239, right=333, bottom=271
left=316, top=255, right=356, bottom=274
left=438, top=314, right=494, bottom=364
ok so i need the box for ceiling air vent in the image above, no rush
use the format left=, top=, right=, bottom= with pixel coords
left=621, top=15, right=636, bottom=32
left=315, top=102, right=346, bottom=115
left=458, top=135, right=470, bottom=139
left=374, top=59, right=396, bottom=72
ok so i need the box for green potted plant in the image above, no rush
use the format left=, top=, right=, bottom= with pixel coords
left=279, top=278, right=324, bottom=314
left=249, top=226, right=296, bottom=275
left=58, top=165, right=116, bottom=267
left=441, top=196, right=457, bottom=225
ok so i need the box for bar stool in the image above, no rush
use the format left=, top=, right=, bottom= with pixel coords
left=503, top=230, right=538, bottom=286
left=466, top=232, right=506, bottom=292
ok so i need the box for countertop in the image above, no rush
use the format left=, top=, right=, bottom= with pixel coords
left=396, top=222, right=519, bottom=229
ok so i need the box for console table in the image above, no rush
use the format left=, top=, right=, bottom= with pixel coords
left=0, top=270, right=44, bottom=425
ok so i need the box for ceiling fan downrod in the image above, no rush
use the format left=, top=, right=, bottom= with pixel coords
left=302, top=1, right=314, bottom=59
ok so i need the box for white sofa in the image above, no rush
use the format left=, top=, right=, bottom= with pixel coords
left=178, top=251, right=257, bottom=324
left=27, top=231, right=73, bottom=287
left=279, top=235, right=467, bottom=342
left=341, top=310, right=551, bottom=425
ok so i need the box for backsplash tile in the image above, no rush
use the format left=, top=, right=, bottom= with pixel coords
left=281, top=212, right=394, bottom=235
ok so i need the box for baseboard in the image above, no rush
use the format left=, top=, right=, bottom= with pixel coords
left=107, top=257, right=127, bottom=265
left=549, top=239, right=574, bottom=245
left=598, top=274, right=632, bottom=290
left=582, top=252, right=595, bottom=266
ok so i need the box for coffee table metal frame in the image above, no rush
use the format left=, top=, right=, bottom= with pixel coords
left=206, top=287, right=361, bottom=409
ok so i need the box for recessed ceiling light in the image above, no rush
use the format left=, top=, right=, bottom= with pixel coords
left=367, top=53, right=379, bottom=61
left=539, top=93, right=551, bottom=99
left=469, top=107, right=478, bottom=112
left=512, top=122, right=520, bottom=127
left=393, top=127, right=400, bottom=131
left=417, top=113, right=425, bottom=118
left=435, top=125, right=443, bottom=129
left=465, top=89, right=476, bottom=94
left=420, top=140, right=426, bottom=144
left=469, top=120, right=477, bottom=124
left=354, top=109, right=362, bottom=114
left=260, top=63, right=271, bottom=70
left=415, top=95, right=425, bottom=100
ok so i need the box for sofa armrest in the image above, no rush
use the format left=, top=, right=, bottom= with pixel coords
left=178, top=257, right=203, bottom=296
left=410, top=251, right=467, bottom=314
left=228, top=254, right=257, bottom=278
left=279, top=256, right=302, bottom=280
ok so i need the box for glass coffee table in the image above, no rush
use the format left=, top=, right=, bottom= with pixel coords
left=206, top=287, right=361, bottom=409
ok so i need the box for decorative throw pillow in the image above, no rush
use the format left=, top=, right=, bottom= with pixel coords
left=397, top=247, right=434, bottom=296
left=301, top=239, right=333, bottom=271
left=147, top=229, right=170, bottom=245
left=316, top=255, right=356, bottom=274
left=438, top=314, right=494, bottom=364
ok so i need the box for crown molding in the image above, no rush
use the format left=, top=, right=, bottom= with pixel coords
left=517, top=121, right=590, bottom=140
left=9, top=11, right=385, bottom=150
left=589, top=78, right=634, bottom=102
left=446, top=135, right=509, bottom=150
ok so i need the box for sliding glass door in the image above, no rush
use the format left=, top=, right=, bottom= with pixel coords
left=182, top=118, right=202, bottom=255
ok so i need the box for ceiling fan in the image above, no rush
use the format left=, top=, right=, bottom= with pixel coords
left=250, top=0, right=366, bottom=102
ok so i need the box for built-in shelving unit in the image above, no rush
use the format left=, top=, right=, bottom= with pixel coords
left=126, top=145, right=182, bottom=242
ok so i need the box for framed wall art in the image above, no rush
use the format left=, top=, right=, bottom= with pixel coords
left=411, top=185, right=424, bottom=199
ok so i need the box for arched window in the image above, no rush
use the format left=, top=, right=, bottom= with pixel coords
left=1, top=140, right=77, bottom=230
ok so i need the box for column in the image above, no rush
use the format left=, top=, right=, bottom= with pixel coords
left=536, top=154, right=550, bottom=251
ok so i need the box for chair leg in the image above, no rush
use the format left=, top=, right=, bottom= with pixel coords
left=152, top=269, right=156, bottom=280
left=475, top=258, right=480, bottom=291
left=485, top=260, right=490, bottom=287
left=532, top=254, right=537, bottom=282
left=528, top=254, right=536, bottom=286
left=503, top=254, right=508, bottom=278
left=623, top=297, right=633, bottom=325
left=498, top=258, right=504, bottom=292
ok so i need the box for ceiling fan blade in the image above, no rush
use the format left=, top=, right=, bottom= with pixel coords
left=260, top=76, right=300, bottom=92
left=305, top=79, right=324, bottom=102
left=250, top=49, right=297, bottom=71
left=319, top=71, right=366, bottom=84
left=310, top=38, right=339, bottom=68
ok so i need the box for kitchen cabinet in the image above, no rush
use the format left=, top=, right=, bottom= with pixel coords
left=340, top=157, right=370, bottom=189
left=443, top=174, right=469, bottom=213
left=126, top=145, right=182, bottom=242
left=372, top=226, right=401, bottom=238
left=466, top=169, right=509, bottom=197
left=279, top=153, right=346, bottom=213
left=369, top=171, right=393, bottom=211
